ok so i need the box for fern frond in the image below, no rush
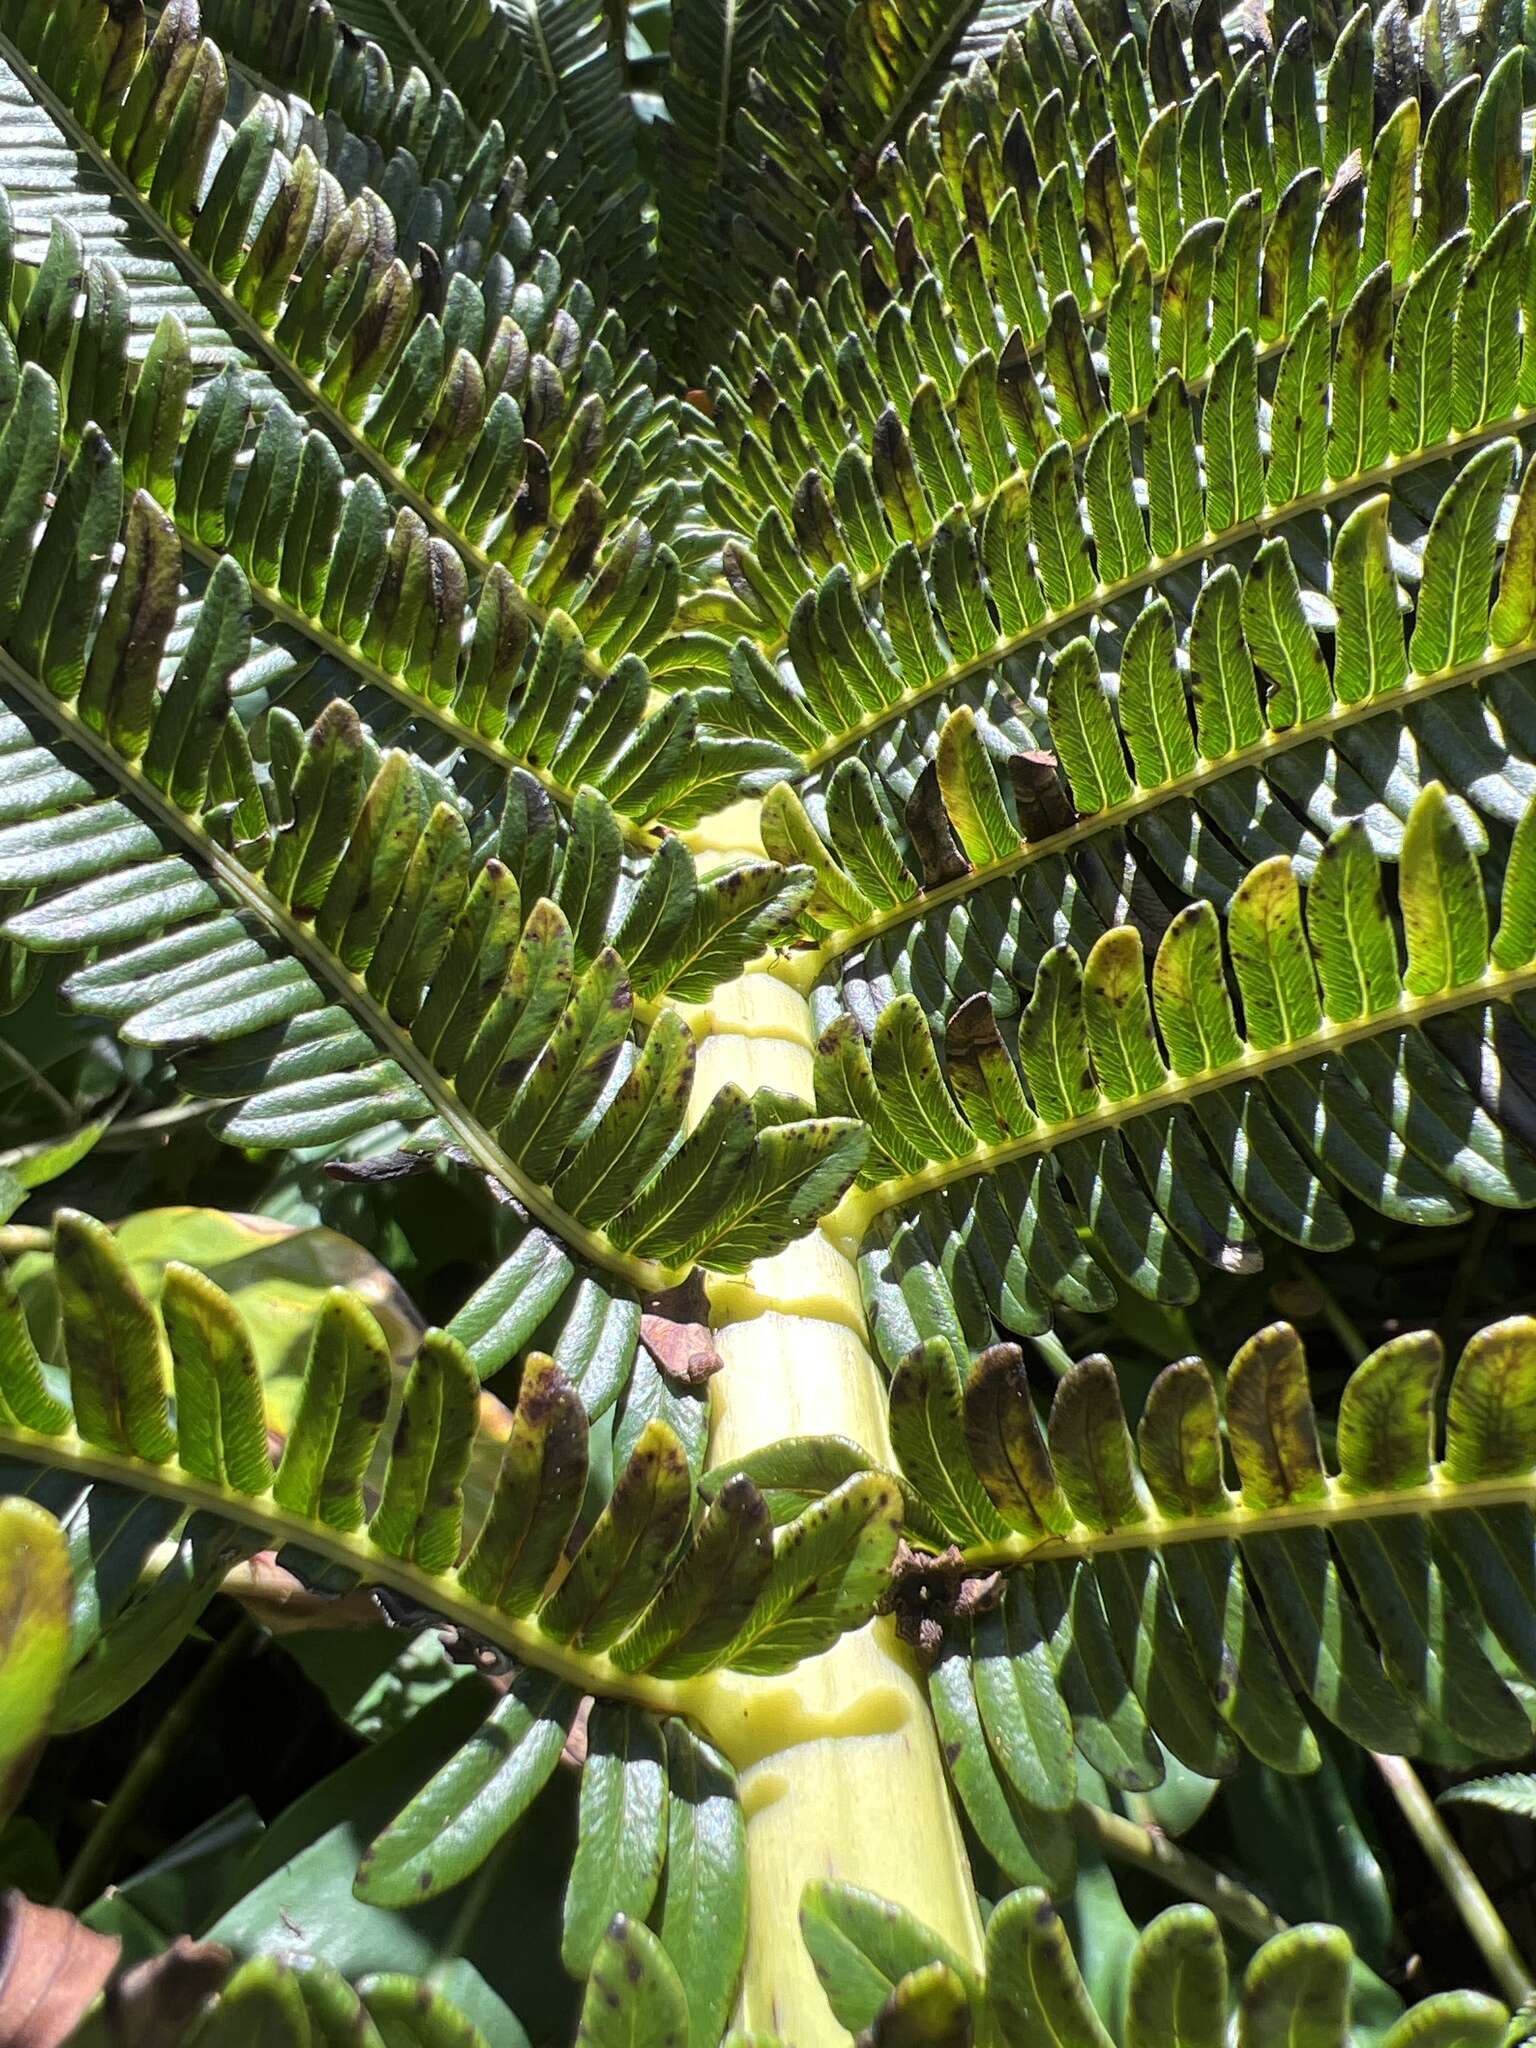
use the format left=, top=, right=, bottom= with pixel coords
left=0, top=0, right=703, bottom=809
left=873, top=1309, right=1536, bottom=1888
left=0, top=203, right=738, bottom=836
left=657, top=0, right=779, bottom=359
left=801, top=1880, right=1513, bottom=2048
left=1439, top=1772, right=1536, bottom=1819
left=661, top=0, right=993, bottom=359
left=686, top=11, right=1536, bottom=977
left=818, top=782, right=1536, bottom=1306
left=0, top=358, right=859, bottom=1284
left=0, top=1206, right=901, bottom=1719
left=375, top=0, right=655, bottom=309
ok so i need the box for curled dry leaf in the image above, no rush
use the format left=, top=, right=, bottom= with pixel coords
left=0, top=1892, right=119, bottom=2048
left=562, top=1696, right=595, bottom=1771
left=878, top=1542, right=1005, bottom=1665
left=640, top=1314, right=725, bottom=1387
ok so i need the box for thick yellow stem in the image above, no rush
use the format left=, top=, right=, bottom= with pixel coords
left=683, top=892, right=984, bottom=2040
left=706, top=1318, right=985, bottom=2037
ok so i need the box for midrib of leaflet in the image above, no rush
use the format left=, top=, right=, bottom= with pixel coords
left=679, top=798, right=984, bottom=2041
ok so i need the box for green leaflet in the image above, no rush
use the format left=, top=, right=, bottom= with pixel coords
left=935, top=706, right=1017, bottom=865
left=1083, top=415, right=1149, bottom=588
left=1020, top=946, right=1098, bottom=1124
left=1304, top=822, right=1400, bottom=1022
left=963, top=1345, right=1074, bottom=1537
left=1237, top=1926, right=1352, bottom=2048
left=577, top=1917, right=690, bottom=2048
left=357, top=1976, right=491, bottom=2048
left=53, top=1207, right=175, bottom=1463
left=723, top=1472, right=903, bottom=1674
left=1444, top=1318, right=1536, bottom=1481
left=1202, top=334, right=1262, bottom=535
left=656, top=1721, right=749, bottom=2044
left=160, top=1259, right=274, bottom=1495
left=562, top=1705, right=669, bottom=1978
left=800, top=1883, right=979, bottom=2032
left=971, top=1573, right=1077, bottom=1812
left=551, top=1010, right=696, bottom=1225
left=611, top=1473, right=775, bottom=1677
left=890, top=1339, right=1011, bottom=1546
left=1083, top=930, right=1168, bottom=1101
left=1227, top=858, right=1323, bottom=1051
left=1378, top=1996, right=1511, bottom=2048
left=1145, top=371, right=1201, bottom=559
left=873, top=999, right=978, bottom=1162
left=928, top=1645, right=1077, bottom=1893
left=1241, top=541, right=1331, bottom=729
left=457, top=1353, right=590, bottom=1616
left=272, top=1291, right=392, bottom=1532
left=369, top=1330, right=479, bottom=1574
left=288, top=1959, right=386, bottom=2048
left=539, top=1418, right=693, bottom=1650
left=1399, top=782, right=1489, bottom=995
left=0, top=1497, right=70, bottom=1821
left=1048, top=639, right=1134, bottom=813
left=1125, top=1908, right=1228, bottom=2048
left=1328, top=264, right=1394, bottom=481
left=865, top=1964, right=972, bottom=2048
left=1410, top=441, right=1517, bottom=673
left=182, top=1958, right=314, bottom=2047
left=503, top=946, right=635, bottom=1182
left=988, top=1890, right=1116, bottom=2048
left=353, top=1668, right=580, bottom=1904
left=762, top=780, right=875, bottom=923
left=1330, top=495, right=1406, bottom=704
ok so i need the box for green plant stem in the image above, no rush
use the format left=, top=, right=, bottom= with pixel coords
left=1439, top=1204, right=1499, bottom=1357
left=0, top=1038, right=75, bottom=1125
left=428, top=1823, right=518, bottom=1982
left=55, top=1617, right=257, bottom=1913
left=1288, top=1254, right=1370, bottom=1367
left=1371, top=1752, right=1536, bottom=2006
left=0, top=1225, right=51, bottom=1256
left=1075, top=1803, right=1288, bottom=1946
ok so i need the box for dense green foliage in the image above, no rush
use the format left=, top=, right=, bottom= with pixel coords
left=4, top=0, right=1536, bottom=2038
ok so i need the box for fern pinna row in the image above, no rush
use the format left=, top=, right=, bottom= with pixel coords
left=1, top=0, right=797, bottom=830
left=0, top=343, right=871, bottom=1283
left=797, top=1882, right=1518, bottom=2048
left=0, top=1194, right=904, bottom=2036
left=10, top=1188, right=1536, bottom=2028
left=875, top=1311, right=1536, bottom=1896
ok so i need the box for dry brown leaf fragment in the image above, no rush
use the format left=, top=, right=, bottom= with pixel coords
left=105, top=1937, right=232, bottom=2045
left=0, top=1890, right=119, bottom=2048
left=640, top=1314, right=724, bottom=1387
